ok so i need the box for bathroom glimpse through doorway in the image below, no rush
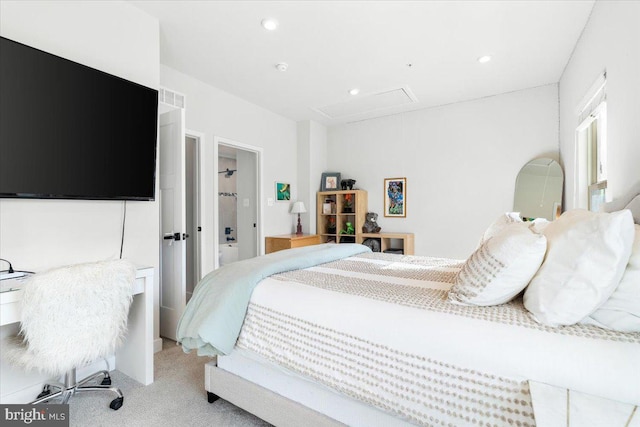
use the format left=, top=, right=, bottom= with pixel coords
left=215, top=137, right=262, bottom=268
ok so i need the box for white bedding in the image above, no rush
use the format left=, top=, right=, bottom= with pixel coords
left=229, top=253, right=640, bottom=426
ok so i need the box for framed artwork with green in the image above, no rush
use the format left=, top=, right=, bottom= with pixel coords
left=276, top=182, right=290, bottom=201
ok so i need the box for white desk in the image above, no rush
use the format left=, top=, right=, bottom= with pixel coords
left=0, top=267, right=154, bottom=403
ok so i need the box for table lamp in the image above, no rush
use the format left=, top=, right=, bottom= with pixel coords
left=290, top=201, right=307, bottom=235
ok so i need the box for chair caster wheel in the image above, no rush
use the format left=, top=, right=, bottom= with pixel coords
left=109, top=397, right=124, bottom=410
left=101, top=376, right=112, bottom=386
left=37, top=389, right=52, bottom=399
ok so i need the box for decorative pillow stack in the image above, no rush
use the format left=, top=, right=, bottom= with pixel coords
left=583, top=224, right=640, bottom=332
left=449, top=221, right=547, bottom=306
left=523, top=209, right=635, bottom=327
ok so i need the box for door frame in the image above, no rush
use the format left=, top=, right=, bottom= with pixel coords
left=214, top=136, right=264, bottom=269
left=186, top=129, right=206, bottom=282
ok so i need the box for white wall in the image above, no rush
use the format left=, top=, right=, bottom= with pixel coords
left=160, top=65, right=297, bottom=274
left=328, top=84, right=559, bottom=259
left=297, top=120, right=328, bottom=234
left=559, top=1, right=640, bottom=206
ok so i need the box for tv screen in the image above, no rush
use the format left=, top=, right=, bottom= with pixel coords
left=0, top=37, right=158, bottom=201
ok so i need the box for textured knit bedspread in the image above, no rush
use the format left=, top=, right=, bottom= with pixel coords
left=235, top=252, right=640, bottom=427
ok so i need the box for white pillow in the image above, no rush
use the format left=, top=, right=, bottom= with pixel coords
left=626, top=195, right=640, bottom=224
left=584, top=224, right=640, bottom=332
left=478, top=212, right=522, bottom=247
left=449, top=223, right=547, bottom=306
left=523, top=209, right=635, bottom=326
left=528, top=217, right=550, bottom=234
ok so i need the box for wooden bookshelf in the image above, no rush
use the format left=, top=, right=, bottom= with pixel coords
left=316, top=190, right=367, bottom=244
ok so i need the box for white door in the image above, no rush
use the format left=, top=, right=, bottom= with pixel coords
left=160, top=108, right=186, bottom=341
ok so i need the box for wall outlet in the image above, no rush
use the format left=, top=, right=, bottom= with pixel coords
left=243, top=198, right=250, bottom=207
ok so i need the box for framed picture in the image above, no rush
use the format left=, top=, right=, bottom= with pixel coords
left=275, top=182, right=290, bottom=201
left=384, top=177, right=406, bottom=217
left=320, top=172, right=341, bottom=191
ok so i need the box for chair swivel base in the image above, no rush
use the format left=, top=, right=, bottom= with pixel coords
left=31, top=367, right=124, bottom=410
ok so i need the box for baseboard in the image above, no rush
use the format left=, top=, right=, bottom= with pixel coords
left=154, top=338, right=163, bottom=353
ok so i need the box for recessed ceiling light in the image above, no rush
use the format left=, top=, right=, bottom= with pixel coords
left=275, top=62, right=288, bottom=72
left=349, top=88, right=360, bottom=96
left=478, top=55, right=492, bottom=63
left=261, top=18, right=278, bottom=31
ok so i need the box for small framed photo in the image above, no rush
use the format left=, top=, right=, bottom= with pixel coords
left=320, top=172, right=341, bottom=191
left=275, top=182, right=290, bottom=201
left=384, top=177, right=406, bottom=217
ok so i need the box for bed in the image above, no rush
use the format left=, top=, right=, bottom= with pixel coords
left=180, top=188, right=640, bottom=427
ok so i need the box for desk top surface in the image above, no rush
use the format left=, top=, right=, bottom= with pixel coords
left=0, top=273, right=32, bottom=294
left=1, top=267, right=152, bottom=303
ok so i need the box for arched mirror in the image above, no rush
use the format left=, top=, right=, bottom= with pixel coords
left=514, top=158, right=564, bottom=221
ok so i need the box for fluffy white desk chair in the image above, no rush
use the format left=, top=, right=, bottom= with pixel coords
left=3, top=259, right=136, bottom=410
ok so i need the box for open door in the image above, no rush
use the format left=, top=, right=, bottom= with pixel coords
left=159, top=108, right=186, bottom=341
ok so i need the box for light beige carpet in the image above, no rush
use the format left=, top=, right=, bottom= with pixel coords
left=68, top=340, right=271, bottom=427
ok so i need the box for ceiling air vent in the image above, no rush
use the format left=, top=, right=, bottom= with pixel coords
left=159, top=87, right=186, bottom=109
left=314, top=86, right=418, bottom=120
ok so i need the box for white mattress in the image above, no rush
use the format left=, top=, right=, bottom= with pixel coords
left=228, top=253, right=640, bottom=426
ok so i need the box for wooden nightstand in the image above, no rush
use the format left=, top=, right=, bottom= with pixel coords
left=265, top=234, right=322, bottom=254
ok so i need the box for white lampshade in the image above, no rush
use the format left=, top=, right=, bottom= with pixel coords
left=290, top=201, right=307, bottom=214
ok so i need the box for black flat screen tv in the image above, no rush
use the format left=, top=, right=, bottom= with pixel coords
left=0, top=37, right=158, bottom=201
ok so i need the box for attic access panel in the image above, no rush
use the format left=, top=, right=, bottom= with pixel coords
left=314, top=86, right=418, bottom=120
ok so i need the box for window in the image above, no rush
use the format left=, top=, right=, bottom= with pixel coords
left=575, top=72, right=607, bottom=211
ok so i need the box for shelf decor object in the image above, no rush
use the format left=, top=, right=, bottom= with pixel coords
left=290, top=201, right=307, bottom=235
left=343, top=194, right=354, bottom=213
left=327, top=216, right=337, bottom=234
left=320, top=172, right=341, bottom=191
left=384, top=177, right=407, bottom=217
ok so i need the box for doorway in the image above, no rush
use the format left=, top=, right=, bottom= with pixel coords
left=215, top=137, right=262, bottom=268
left=185, top=132, right=203, bottom=302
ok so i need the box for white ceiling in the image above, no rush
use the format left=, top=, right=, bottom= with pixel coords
left=132, top=0, right=595, bottom=126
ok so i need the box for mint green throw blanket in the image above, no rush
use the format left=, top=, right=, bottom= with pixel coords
left=177, top=243, right=371, bottom=356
